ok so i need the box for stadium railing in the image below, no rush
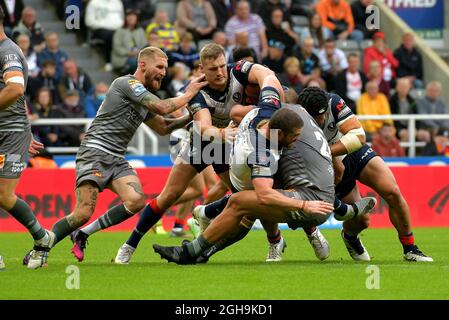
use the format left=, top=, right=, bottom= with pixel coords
left=31, top=115, right=449, bottom=157
left=357, top=114, right=449, bottom=157
left=31, top=118, right=159, bottom=155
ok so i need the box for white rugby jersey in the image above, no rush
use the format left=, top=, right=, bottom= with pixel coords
left=230, top=108, right=281, bottom=191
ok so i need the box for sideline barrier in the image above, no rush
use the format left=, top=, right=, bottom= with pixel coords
left=1, top=167, right=449, bottom=232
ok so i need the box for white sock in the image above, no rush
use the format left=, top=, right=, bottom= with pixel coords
left=81, top=220, right=102, bottom=236
left=198, top=206, right=210, bottom=221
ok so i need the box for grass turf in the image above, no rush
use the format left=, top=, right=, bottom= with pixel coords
left=0, top=228, right=448, bottom=300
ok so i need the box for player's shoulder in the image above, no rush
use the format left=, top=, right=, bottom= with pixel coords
left=327, top=93, right=348, bottom=111
left=113, top=75, right=148, bottom=97
left=0, top=39, right=23, bottom=61
left=327, top=92, right=353, bottom=121
left=230, top=60, right=254, bottom=75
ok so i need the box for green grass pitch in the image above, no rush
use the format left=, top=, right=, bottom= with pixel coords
left=1, top=228, right=448, bottom=300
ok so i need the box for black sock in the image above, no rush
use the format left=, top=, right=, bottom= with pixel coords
left=126, top=201, right=163, bottom=248
left=204, top=219, right=254, bottom=259
left=52, top=216, right=77, bottom=245
left=8, top=198, right=46, bottom=241
left=204, top=195, right=230, bottom=219
left=185, top=234, right=212, bottom=258
left=343, top=231, right=358, bottom=242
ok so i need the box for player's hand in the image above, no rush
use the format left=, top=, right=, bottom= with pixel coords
left=221, top=127, right=239, bottom=144
left=302, top=201, right=334, bottom=215
left=185, top=74, right=207, bottom=96
left=29, top=137, right=44, bottom=156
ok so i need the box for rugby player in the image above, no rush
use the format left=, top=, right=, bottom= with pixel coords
left=0, top=7, right=51, bottom=269
left=25, top=46, right=207, bottom=268
left=297, top=86, right=433, bottom=262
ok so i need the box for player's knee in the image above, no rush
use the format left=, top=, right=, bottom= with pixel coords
left=124, top=195, right=146, bottom=214
left=227, top=195, right=245, bottom=216
left=382, top=184, right=402, bottom=204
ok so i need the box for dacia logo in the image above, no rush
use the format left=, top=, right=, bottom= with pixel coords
left=428, top=185, right=449, bottom=214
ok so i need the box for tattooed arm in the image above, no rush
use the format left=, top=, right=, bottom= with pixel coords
left=144, top=113, right=192, bottom=136
left=141, top=75, right=207, bottom=115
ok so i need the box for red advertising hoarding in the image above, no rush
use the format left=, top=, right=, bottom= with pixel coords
left=1, top=167, right=449, bottom=231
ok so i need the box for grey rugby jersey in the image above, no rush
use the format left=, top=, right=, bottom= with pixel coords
left=0, top=38, right=29, bottom=132
left=81, top=75, right=155, bottom=157
left=274, top=104, right=334, bottom=195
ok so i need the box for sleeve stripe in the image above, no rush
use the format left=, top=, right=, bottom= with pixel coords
left=5, top=76, right=25, bottom=85
left=4, top=70, right=24, bottom=81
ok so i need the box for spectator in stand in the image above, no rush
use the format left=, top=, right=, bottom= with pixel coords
left=258, top=0, right=292, bottom=28
left=210, top=0, right=233, bottom=31
left=122, top=0, right=156, bottom=28
left=335, top=52, right=367, bottom=112
left=37, top=32, right=68, bottom=81
left=28, top=60, right=61, bottom=104
left=16, top=34, right=39, bottom=79
left=85, top=0, right=124, bottom=72
left=212, top=31, right=234, bottom=62
left=112, top=9, right=147, bottom=74
left=0, top=0, right=24, bottom=36
left=31, top=87, right=64, bottom=147
left=227, top=31, right=252, bottom=63
left=12, top=6, right=44, bottom=52
left=266, top=8, right=300, bottom=56
left=318, top=38, right=348, bottom=91
left=394, top=32, right=424, bottom=89
left=146, top=10, right=179, bottom=52
left=58, top=59, right=94, bottom=101
left=371, top=123, right=405, bottom=157
left=170, top=32, right=200, bottom=71
left=296, top=37, right=321, bottom=82
left=83, top=82, right=109, bottom=118
left=367, top=60, right=390, bottom=98
left=351, top=0, right=377, bottom=39
left=316, top=0, right=363, bottom=41
left=278, top=57, right=304, bottom=94
left=225, top=0, right=268, bottom=60
left=356, top=80, right=393, bottom=140
left=388, top=78, right=428, bottom=143
left=422, top=129, right=449, bottom=157
left=176, top=0, right=217, bottom=42
left=416, top=81, right=449, bottom=137
left=168, top=62, right=190, bottom=97
left=54, top=90, right=86, bottom=146
left=261, top=39, right=286, bottom=74
left=290, top=0, right=318, bottom=18
left=363, top=31, right=398, bottom=84
left=300, top=12, right=332, bottom=50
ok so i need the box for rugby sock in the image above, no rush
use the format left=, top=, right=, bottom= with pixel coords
left=208, top=218, right=254, bottom=255
left=399, top=233, right=415, bottom=253
left=173, top=218, right=185, bottom=230
left=303, top=226, right=316, bottom=236
left=8, top=198, right=46, bottom=241
left=204, top=195, right=230, bottom=219
left=267, top=230, right=281, bottom=244
left=343, top=231, right=359, bottom=242
left=82, top=204, right=134, bottom=236
left=185, top=234, right=212, bottom=258
left=333, top=198, right=356, bottom=220
left=52, top=217, right=77, bottom=245
left=126, top=199, right=163, bottom=248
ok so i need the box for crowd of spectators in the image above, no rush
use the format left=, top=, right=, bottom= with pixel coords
left=3, top=0, right=448, bottom=157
